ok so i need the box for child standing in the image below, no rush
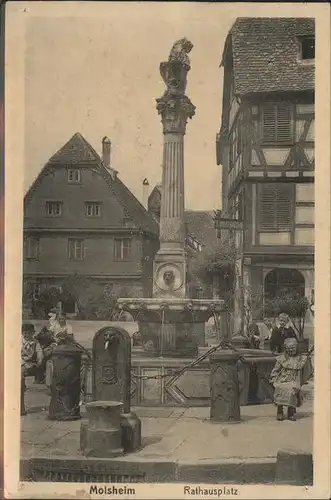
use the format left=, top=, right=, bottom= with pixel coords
left=270, top=337, right=310, bottom=421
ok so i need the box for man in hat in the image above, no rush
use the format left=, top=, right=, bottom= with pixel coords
left=21, top=323, right=42, bottom=415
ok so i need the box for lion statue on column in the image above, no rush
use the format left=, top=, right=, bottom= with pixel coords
left=168, top=38, right=193, bottom=69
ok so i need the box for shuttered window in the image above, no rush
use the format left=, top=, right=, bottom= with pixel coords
left=261, top=103, right=293, bottom=143
left=258, top=184, right=293, bottom=231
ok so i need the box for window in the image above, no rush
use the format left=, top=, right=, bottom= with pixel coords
left=229, top=192, right=243, bottom=221
left=114, top=238, right=131, bottom=260
left=67, top=169, right=81, bottom=183
left=32, top=284, right=40, bottom=300
left=24, top=237, right=39, bottom=259
left=300, top=36, right=315, bottom=60
left=265, top=268, right=305, bottom=301
left=68, top=239, right=84, bottom=260
left=261, top=103, right=293, bottom=143
left=85, top=202, right=101, bottom=217
left=258, top=184, right=293, bottom=232
left=46, top=201, right=62, bottom=216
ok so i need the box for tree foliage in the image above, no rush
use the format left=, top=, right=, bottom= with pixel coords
left=28, top=273, right=143, bottom=320
left=31, top=287, right=62, bottom=319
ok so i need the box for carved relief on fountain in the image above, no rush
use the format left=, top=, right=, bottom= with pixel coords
left=154, top=262, right=184, bottom=295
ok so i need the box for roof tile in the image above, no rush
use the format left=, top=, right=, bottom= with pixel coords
left=48, top=132, right=100, bottom=164
left=26, top=132, right=159, bottom=235
left=226, top=18, right=315, bottom=95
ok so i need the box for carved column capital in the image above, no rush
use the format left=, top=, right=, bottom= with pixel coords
left=156, top=93, right=196, bottom=134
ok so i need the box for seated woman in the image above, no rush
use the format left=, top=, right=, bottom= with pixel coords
left=35, top=312, right=74, bottom=382
left=53, top=313, right=74, bottom=344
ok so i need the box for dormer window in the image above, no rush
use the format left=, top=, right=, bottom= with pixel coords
left=299, top=36, right=315, bottom=61
left=68, top=169, right=81, bottom=183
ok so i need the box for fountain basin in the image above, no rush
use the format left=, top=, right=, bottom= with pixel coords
left=117, top=298, right=225, bottom=358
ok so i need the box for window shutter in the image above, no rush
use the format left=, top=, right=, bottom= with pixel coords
left=259, top=184, right=293, bottom=231
left=262, top=103, right=292, bottom=143
left=259, top=185, right=277, bottom=230
left=275, top=186, right=292, bottom=229
left=276, top=105, right=292, bottom=142
left=262, top=105, right=276, bottom=142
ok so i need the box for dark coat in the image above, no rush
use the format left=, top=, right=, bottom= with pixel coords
left=270, top=325, right=297, bottom=353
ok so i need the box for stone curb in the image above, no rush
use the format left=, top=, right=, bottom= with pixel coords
left=20, top=456, right=278, bottom=484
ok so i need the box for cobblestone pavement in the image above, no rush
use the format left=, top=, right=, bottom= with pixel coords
left=21, top=379, right=313, bottom=463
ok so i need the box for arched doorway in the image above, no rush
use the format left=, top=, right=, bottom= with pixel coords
left=264, top=268, right=305, bottom=301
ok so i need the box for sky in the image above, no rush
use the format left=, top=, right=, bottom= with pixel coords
left=23, top=3, right=236, bottom=210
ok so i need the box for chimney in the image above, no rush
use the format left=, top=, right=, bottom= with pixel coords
left=142, top=178, right=150, bottom=209
left=102, top=136, right=118, bottom=181
left=102, top=136, right=111, bottom=169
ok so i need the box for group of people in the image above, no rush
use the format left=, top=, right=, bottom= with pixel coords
left=21, top=310, right=74, bottom=416
left=246, top=312, right=298, bottom=352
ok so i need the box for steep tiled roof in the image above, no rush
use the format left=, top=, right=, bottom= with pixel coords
left=25, top=133, right=158, bottom=235
left=223, top=17, right=315, bottom=95
left=108, top=176, right=159, bottom=235
left=48, top=132, right=101, bottom=164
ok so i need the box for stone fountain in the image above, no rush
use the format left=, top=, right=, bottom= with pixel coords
left=118, top=38, right=225, bottom=366
left=116, top=39, right=226, bottom=405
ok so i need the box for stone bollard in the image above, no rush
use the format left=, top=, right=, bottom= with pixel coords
left=48, top=343, right=82, bottom=421
left=275, top=450, right=313, bottom=485
left=84, top=401, right=124, bottom=458
left=210, top=351, right=241, bottom=423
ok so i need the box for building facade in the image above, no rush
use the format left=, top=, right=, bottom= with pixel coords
left=23, top=133, right=159, bottom=317
left=216, top=18, right=315, bottom=332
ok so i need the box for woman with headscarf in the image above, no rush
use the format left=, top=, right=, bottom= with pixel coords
left=269, top=337, right=310, bottom=421
left=269, top=313, right=297, bottom=353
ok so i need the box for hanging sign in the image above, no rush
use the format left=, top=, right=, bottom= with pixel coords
left=214, top=218, right=243, bottom=231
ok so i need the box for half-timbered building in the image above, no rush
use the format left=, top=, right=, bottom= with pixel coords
left=216, top=18, right=315, bottom=333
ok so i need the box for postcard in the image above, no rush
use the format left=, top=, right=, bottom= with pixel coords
left=3, top=2, right=331, bottom=499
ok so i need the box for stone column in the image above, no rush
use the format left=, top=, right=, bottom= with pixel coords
left=210, top=351, right=241, bottom=423
left=153, top=59, right=195, bottom=300
left=160, top=133, right=185, bottom=249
